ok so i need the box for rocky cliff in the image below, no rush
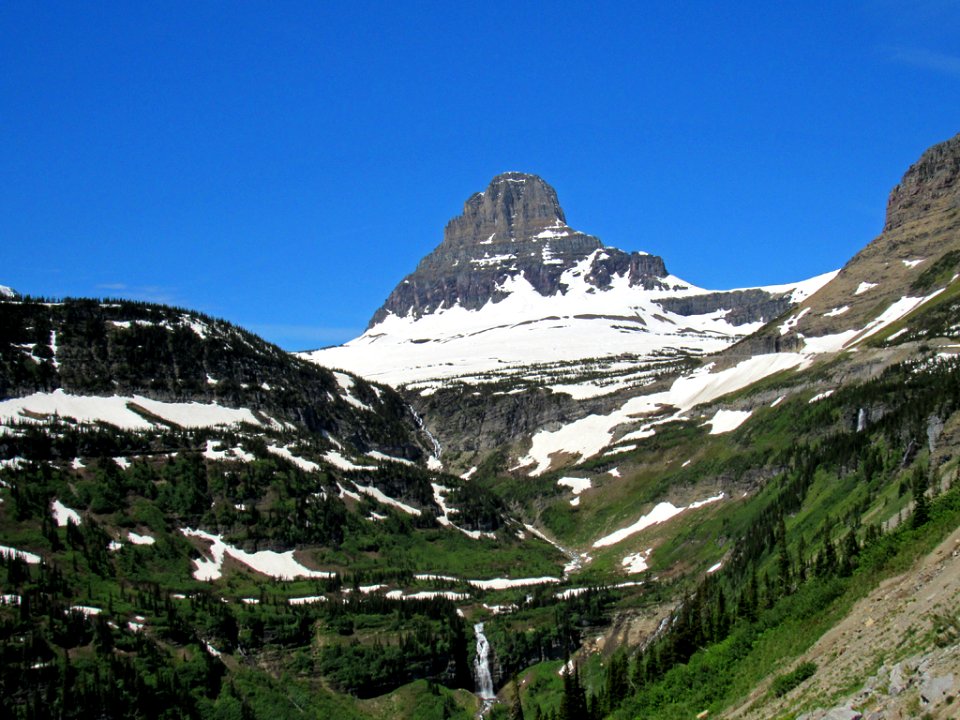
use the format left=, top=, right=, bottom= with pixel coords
left=368, top=172, right=668, bottom=326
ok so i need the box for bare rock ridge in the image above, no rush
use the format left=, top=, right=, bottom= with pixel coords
left=763, top=130, right=960, bottom=345
left=885, top=131, right=960, bottom=232
left=368, top=172, right=669, bottom=327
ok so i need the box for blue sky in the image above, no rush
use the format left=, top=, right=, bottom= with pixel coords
left=2, top=2, right=959, bottom=350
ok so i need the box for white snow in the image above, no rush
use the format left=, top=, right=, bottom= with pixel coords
left=366, top=450, right=415, bottom=466
left=608, top=467, right=620, bottom=478
left=779, top=307, right=811, bottom=336
left=399, top=590, right=470, bottom=601
left=467, top=576, right=560, bottom=590
left=705, top=409, right=753, bottom=434
left=127, top=531, right=156, bottom=546
left=0, top=390, right=264, bottom=430
left=570, top=496, right=581, bottom=507
left=69, top=605, right=102, bottom=616
left=304, top=261, right=833, bottom=391
left=203, top=440, right=256, bottom=463
left=823, top=306, right=850, bottom=317
left=289, top=595, right=328, bottom=605
left=855, top=281, right=878, bottom=295
left=267, top=444, right=320, bottom=472
left=181, top=528, right=335, bottom=581
left=323, top=451, right=376, bottom=472
left=902, top=258, right=925, bottom=268
left=592, top=493, right=724, bottom=548
left=0, top=545, right=42, bottom=564
left=352, top=483, right=422, bottom=516
left=770, top=395, right=785, bottom=408
left=707, top=561, right=722, bottom=574
left=333, top=372, right=373, bottom=411
left=51, top=499, right=81, bottom=527
left=519, top=353, right=810, bottom=474
left=557, top=476, right=592, bottom=495
left=808, top=390, right=834, bottom=403
left=71, top=458, right=85, bottom=470
left=622, top=548, right=653, bottom=574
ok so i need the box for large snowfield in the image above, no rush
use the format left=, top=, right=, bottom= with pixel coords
left=304, top=256, right=837, bottom=391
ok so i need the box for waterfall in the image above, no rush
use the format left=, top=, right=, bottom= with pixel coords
left=857, top=408, right=867, bottom=433
left=473, top=622, right=495, bottom=700
left=410, top=406, right=442, bottom=461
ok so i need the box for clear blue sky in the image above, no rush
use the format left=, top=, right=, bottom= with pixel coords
left=2, top=2, right=959, bottom=350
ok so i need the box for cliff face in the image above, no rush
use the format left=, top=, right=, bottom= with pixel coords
left=368, top=172, right=668, bottom=326
left=766, top=131, right=960, bottom=344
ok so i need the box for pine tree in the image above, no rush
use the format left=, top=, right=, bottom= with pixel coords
left=911, top=463, right=930, bottom=528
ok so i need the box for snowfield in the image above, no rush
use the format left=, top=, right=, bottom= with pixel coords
left=181, top=528, right=335, bottom=581
left=303, top=261, right=837, bottom=392
left=0, top=389, right=269, bottom=430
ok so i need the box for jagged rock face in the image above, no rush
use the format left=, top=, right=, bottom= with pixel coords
left=657, top=288, right=794, bottom=326
left=368, top=172, right=667, bottom=326
left=885, top=132, right=960, bottom=232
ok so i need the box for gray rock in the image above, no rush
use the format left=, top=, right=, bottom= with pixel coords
left=367, top=172, right=787, bottom=329
left=920, top=672, right=955, bottom=705
left=888, top=662, right=909, bottom=696
left=823, top=707, right=861, bottom=720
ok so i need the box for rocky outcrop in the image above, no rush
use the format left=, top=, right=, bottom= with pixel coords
left=885, top=132, right=960, bottom=232
left=656, top=288, right=794, bottom=326
left=368, top=172, right=668, bottom=326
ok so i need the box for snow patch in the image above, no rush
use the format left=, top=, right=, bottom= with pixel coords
left=705, top=409, right=753, bottom=434
left=557, top=476, right=592, bottom=495
left=855, top=281, right=878, bottom=295
left=51, top=499, right=81, bottom=527
left=267, top=445, right=320, bottom=472
left=622, top=548, right=653, bottom=574
left=127, top=531, right=156, bottom=546
left=181, top=528, right=335, bottom=581
left=0, top=545, right=42, bottom=564
left=593, top=493, right=724, bottom=548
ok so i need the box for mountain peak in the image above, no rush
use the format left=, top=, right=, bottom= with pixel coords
left=447, top=172, right=566, bottom=248
left=366, top=173, right=668, bottom=326
left=885, top=131, right=960, bottom=232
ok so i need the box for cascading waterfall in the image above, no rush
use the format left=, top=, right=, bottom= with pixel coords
left=857, top=407, right=868, bottom=433
left=473, top=622, right=495, bottom=701
left=410, top=406, right=442, bottom=461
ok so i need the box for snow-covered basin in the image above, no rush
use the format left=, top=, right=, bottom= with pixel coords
left=181, top=529, right=335, bottom=581
left=304, top=263, right=837, bottom=389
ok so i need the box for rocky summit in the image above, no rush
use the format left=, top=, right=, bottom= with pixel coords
left=368, top=172, right=668, bottom=326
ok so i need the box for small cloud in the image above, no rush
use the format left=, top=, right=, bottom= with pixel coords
left=891, top=47, right=960, bottom=78
left=96, top=283, right=128, bottom=291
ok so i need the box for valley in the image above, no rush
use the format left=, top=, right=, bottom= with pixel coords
left=2, top=133, right=960, bottom=719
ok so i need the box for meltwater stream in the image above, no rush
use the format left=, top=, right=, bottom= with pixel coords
left=473, top=622, right=495, bottom=703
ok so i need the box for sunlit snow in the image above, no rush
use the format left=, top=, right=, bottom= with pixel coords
left=181, top=528, right=335, bottom=581
left=592, top=493, right=724, bottom=548
left=705, top=409, right=753, bottom=434
left=51, top=499, right=81, bottom=527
